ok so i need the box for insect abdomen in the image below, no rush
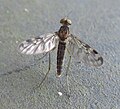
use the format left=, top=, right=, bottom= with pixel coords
left=57, top=41, right=66, bottom=76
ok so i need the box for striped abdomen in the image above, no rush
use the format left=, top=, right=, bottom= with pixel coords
left=57, top=41, right=66, bottom=76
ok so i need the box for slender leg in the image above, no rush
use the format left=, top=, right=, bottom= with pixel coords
left=66, top=56, right=71, bottom=76
left=65, top=54, right=72, bottom=108
left=65, top=48, right=72, bottom=99
left=66, top=48, right=72, bottom=76
left=66, top=55, right=71, bottom=97
left=33, top=52, right=51, bottom=90
left=34, top=52, right=48, bottom=64
left=38, top=52, right=48, bottom=61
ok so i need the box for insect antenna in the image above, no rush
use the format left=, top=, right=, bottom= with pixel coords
left=65, top=10, right=72, bottom=18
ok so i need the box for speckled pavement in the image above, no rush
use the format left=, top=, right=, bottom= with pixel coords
left=0, top=0, right=120, bottom=109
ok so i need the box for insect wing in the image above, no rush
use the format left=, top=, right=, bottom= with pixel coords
left=68, top=34, right=103, bottom=67
left=18, top=33, right=58, bottom=54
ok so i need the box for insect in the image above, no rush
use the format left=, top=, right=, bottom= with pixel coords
left=18, top=18, right=103, bottom=88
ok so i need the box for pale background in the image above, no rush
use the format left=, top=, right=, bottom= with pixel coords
left=0, top=0, right=120, bottom=109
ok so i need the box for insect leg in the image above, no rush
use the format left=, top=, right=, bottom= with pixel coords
left=66, top=47, right=72, bottom=75
left=36, top=52, right=48, bottom=62
left=66, top=54, right=71, bottom=77
left=33, top=52, right=51, bottom=90
left=66, top=49, right=72, bottom=98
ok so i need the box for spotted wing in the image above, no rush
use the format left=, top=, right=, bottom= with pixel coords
left=67, top=34, right=103, bottom=67
left=18, top=33, right=58, bottom=54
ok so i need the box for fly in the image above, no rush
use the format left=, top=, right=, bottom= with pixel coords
left=18, top=18, right=103, bottom=89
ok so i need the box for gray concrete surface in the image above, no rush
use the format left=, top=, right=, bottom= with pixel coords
left=0, top=0, right=120, bottom=109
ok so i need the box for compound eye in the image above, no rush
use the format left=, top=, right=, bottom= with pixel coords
left=60, top=18, right=72, bottom=25
left=66, top=19, right=72, bottom=25
left=60, top=18, right=66, bottom=24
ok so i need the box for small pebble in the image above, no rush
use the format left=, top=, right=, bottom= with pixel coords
left=58, top=92, right=62, bottom=96
left=24, top=8, right=29, bottom=13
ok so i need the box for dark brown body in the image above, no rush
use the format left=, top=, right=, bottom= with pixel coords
left=57, top=25, right=70, bottom=76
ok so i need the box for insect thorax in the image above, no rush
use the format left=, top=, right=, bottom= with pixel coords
left=58, top=25, right=70, bottom=41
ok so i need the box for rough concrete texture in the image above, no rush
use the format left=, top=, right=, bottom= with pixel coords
left=0, top=0, right=120, bottom=109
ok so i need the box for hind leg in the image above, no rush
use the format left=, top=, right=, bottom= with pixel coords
left=33, top=52, right=51, bottom=90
